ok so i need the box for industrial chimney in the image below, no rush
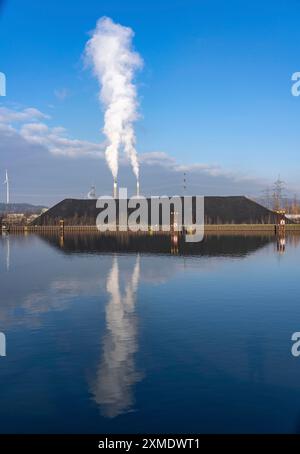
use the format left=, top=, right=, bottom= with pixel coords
left=113, top=179, right=118, bottom=199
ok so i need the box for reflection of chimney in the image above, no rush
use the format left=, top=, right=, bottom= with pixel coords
left=136, top=180, right=140, bottom=197
left=113, top=179, right=118, bottom=199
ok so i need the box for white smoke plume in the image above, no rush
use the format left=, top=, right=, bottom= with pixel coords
left=85, top=17, right=142, bottom=181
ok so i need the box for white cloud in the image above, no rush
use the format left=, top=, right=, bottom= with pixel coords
left=0, top=105, right=105, bottom=158
left=0, top=104, right=269, bottom=203
left=19, top=121, right=105, bottom=158
left=0, top=106, right=49, bottom=123
left=0, top=105, right=255, bottom=181
left=140, top=151, right=176, bottom=167
left=139, top=151, right=259, bottom=185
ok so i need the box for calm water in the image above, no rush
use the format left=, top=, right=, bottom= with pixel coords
left=1, top=232, right=300, bottom=434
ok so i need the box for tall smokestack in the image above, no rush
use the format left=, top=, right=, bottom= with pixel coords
left=113, top=179, right=118, bottom=199
left=136, top=180, right=140, bottom=197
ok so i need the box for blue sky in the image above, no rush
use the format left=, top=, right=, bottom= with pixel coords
left=0, top=0, right=300, bottom=205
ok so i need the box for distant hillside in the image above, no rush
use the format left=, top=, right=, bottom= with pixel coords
left=0, top=203, right=47, bottom=214
left=32, top=196, right=281, bottom=226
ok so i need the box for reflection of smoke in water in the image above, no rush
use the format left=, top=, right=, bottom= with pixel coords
left=6, top=234, right=10, bottom=272
left=1, top=233, right=10, bottom=271
left=92, top=255, right=141, bottom=418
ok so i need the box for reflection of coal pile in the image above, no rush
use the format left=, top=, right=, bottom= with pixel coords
left=39, top=232, right=274, bottom=257
left=91, top=256, right=141, bottom=418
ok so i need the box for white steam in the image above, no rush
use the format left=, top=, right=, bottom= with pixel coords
left=85, top=17, right=142, bottom=180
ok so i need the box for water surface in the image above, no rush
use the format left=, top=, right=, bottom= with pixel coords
left=0, top=232, right=300, bottom=433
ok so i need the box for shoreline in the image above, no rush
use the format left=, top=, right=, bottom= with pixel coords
left=2, top=224, right=300, bottom=234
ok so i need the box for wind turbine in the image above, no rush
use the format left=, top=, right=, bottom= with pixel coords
left=3, top=170, right=9, bottom=204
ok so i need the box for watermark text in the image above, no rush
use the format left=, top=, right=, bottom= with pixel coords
left=0, top=72, right=6, bottom=96
left=96, top=189, right=204, bottom=243
left=0, top=332, right=6, bottom=357
left=291, top=72, right=300, bottom=97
